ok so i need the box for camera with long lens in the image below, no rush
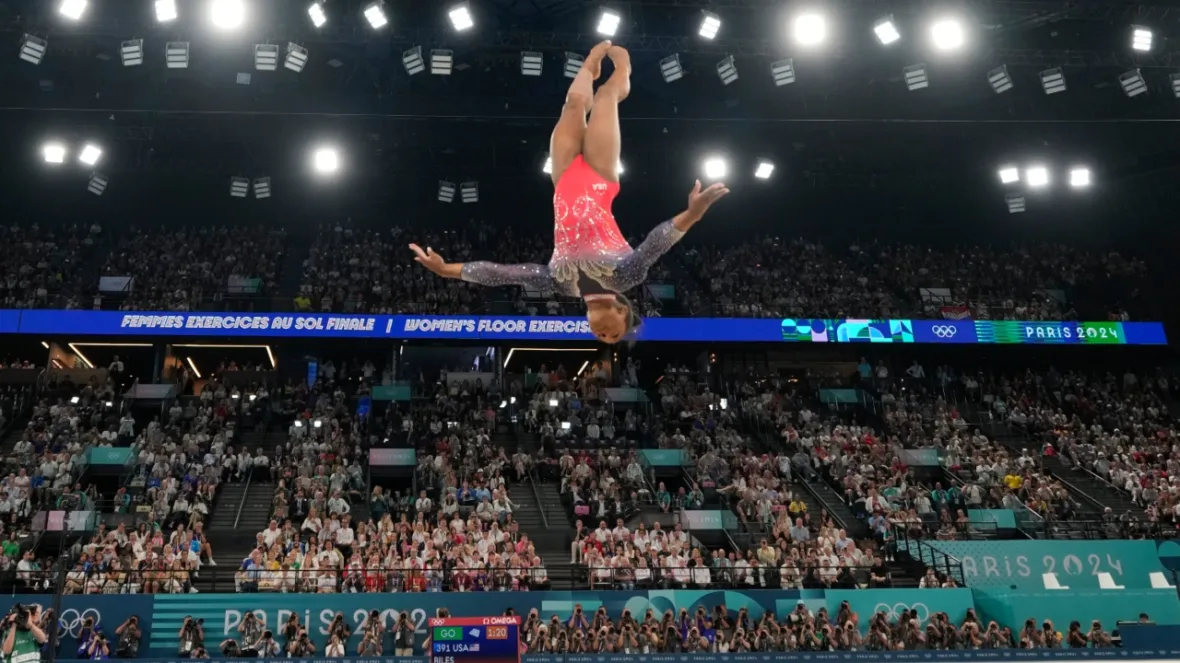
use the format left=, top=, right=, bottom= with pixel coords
left=7, top=604, right=30, bottom=631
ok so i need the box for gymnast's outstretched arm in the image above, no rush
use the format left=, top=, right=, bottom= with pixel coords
left=623, top=180, right=731, bottom=274
left=409, top=243, right=556, bottom=290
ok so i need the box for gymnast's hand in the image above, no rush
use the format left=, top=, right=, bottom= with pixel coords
left=409, top=243, right=460, bottom=279
left=687, top=180, right=730, bottom=218
left=674, top=180, right=730, bottom=232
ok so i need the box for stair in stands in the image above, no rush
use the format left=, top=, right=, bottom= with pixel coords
left=534, top=482, right=567, bottom=527
left=969, top=414, right=1137, bottom=520
left=1042, top=454, right=1145, bottom=518
left=491, top=430, right=518, bottom=454
left=237, top=481, right=276, bottom=542
left=516, top=431, right=541, bottom=455
left=0, top=415, right=30, bottom=455
left=209, top=482, right=249, bottom=531
left=800, top=478, right=871, bottom=540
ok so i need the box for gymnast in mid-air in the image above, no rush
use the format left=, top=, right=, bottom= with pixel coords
left=410, top=41, right=729, bottom=344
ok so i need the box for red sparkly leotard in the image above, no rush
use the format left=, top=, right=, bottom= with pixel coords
left=460, top=155, right=684, bottom=294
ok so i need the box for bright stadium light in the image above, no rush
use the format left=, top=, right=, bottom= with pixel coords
left=998, top=165, right=1019, bottom=184
left=59, top=0, right=88, bottom=21
left=988, top=65, right=1013, bottom=93
left=20, top=34, right=48, bottom=65
left=754, top=161, right=775, bottom=179
left=438, top=180, right=456, bottom=203
left=874, top=16, right=900, bottom=45
left=564, top=52, right=585, bottom=78
left=699, top=11, right=721, bottom=40
left=211, top=0, right=246, bottom=30
left=461, top=181, right=479, bottom=203
left=660, top=54, right=684, bottom=82
left=403, top=46, right=425, bottom=75
left=930, top=19, right=964, bottom=51
left=903, top=63, right=928, bottom=90
left=285, top=43, right=309, bottom=72
left=1005, top=194, right=1026, bottom=214
left=254, top=44, right=279, bottom=71
left=1040, top=67, right=1066, bottom=95
left=308, top=2, right=327, bottom=28
left=431, top=49, right=453, bottom=75
left=364, top=1, right=388, bottom=29
left=253, top=177, right=271, bottom=199
left=521, top=51, right=543, bottom=76
left=1119, top=68, right=1147, bottom=97
left=42, top=142, right=66, bottom=164
left=449, top=3, right=474, bottom=32
left=78, top=143, right=102, bottom=166
left=703, top=157, right=728, bottom=180
left=155, top=0, right=177, bottom=22
left=1069, top=167, right=1091, bottom=188
left=542, top=156, right=553, bottom=175
left=166, top=41, right=189, bottom=68
left=230, top=176, right=249, bottom=198
left=313, top=147, right=339, bottom=174
left=1026, top=165, right=1049, bottom=188
left=87, top=172, right=108, bottom=196
left=793, top=13, right=826, bottom=47
left=121, top=39, right=144, bottom=67
left=716, top=55, right=738, bottom=85
left=1132, top=26, right=1152, bottom=52
left=597, top=8, right=621, bottom=37
left=771, top=58, right=796, bottom=86
left=1172, top=72, right=1180, bottom=99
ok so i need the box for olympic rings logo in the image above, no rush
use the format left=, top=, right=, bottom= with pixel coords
left=59, top=608, right=101, bottom=638
left=873, top=603, right=930, bottom=624
left=931, top=325, right=958, bottom=338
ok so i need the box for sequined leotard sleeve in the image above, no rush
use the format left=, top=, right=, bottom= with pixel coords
left=609, top=220, right=686, bottom=290
left=460, top=261, right=558, bottom=290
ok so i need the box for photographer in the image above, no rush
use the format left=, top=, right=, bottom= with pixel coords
left=237, top=613, right=264, bottom=655
left=286, top=628, right=316, bottom=658
left=325, top=634, right=346, bottom=658
left=85, top=632, right=110, bottom=661
left=254, top=631, right=280, bottom=658
left=393, top=613, right=414, bottom=656
left=177, top=616, right=205, bottom=658
left=115, top=616, right=142, bottom=659
left=3, top=604, right=48, bottom=663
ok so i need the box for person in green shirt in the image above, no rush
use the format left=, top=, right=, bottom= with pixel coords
left=3, top=604, right=48, bottom=663
left=0, top=539, right=18, bottom=561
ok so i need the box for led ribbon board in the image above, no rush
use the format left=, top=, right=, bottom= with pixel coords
left=1, top=311, right=1168, bottom=344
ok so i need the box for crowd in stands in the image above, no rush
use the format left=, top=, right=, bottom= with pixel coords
left=984, top=368, right=1180, bottom=527
left=225, top=375, right=557, bottom=593
left=47, top=374, right=258, bottom=595
left=0, top=223, right=100, bottom=309
left=0, top=220, right=1156, bottom=320
left=95, top=225, right=287, bottom=311
left=678, top=238, right=1147, bottom=321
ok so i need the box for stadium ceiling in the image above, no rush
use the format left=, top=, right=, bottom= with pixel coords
left=0, top=0, right=1174, bottom=123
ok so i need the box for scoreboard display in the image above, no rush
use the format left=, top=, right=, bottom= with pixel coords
left=429, top=616, right=520, bottom=663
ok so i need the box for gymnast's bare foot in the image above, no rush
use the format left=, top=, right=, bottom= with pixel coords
left=585, top=40, right=612, bottom=80
left=602, top=45, right=631, bottom=101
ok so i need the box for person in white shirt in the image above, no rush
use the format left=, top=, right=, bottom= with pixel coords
left=327, top=492, right=350, bottom=517
left=414, top=490, right=434, bottom=513
left=262, top=521, right=282, bottom=547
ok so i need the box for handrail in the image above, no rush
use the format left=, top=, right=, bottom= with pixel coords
left=233, top=465, right=253, bottom=530
left=892, top=524, right=966, bottom=585
left=527, top=464, right=550, bottom=531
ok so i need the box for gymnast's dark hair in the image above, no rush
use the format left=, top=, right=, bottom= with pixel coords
left=614, top=293, right=643, bottom=347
